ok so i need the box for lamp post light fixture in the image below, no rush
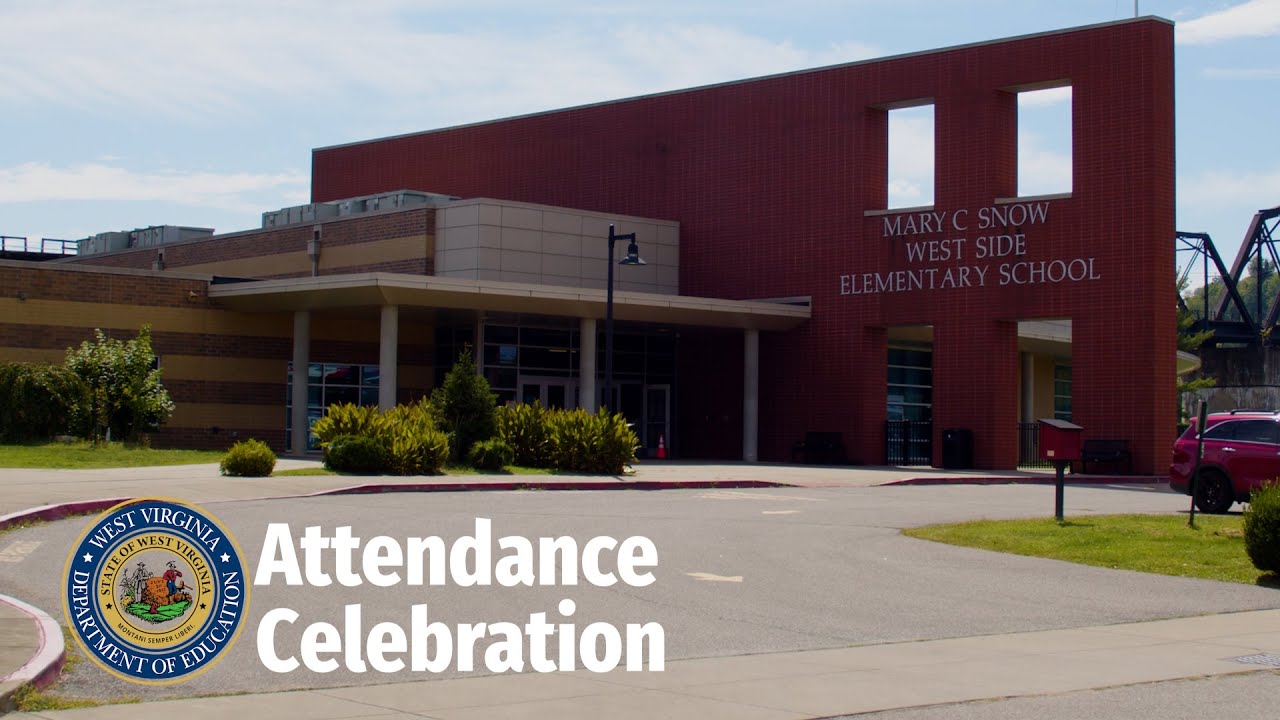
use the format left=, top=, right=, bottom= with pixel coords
left=604, top=224, right=646, bottom=411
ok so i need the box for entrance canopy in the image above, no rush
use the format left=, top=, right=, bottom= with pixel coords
left=208, top=273, right=810, bottom=330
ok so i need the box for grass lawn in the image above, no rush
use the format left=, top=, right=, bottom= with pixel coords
left=0, top=442, right=224, bottom=469
left=904, top=514, right=1280, bottom=586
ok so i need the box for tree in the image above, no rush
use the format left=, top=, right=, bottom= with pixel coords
left=430, top=347, right=497, bottom=461
left=64, top=325, right=174, bottom=443
left=1177, top=278, right=1216, bottom=423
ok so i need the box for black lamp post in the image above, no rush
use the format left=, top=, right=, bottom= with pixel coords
left=604, top=224, right=645, bottom=410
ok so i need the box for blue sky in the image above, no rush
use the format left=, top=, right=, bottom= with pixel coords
left=1, top=0, right=1277, bottom=281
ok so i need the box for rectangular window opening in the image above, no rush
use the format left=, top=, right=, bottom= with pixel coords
left=1017, top=86, right=1073, bottom=197
left=888, top=104, right=934, bottom=209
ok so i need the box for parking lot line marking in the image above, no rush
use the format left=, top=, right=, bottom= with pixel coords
left=686, top=572, right=744, bottom=583
left=0, top=540, right=41, bottom=563
left=761, top=510, right=801, bottom=515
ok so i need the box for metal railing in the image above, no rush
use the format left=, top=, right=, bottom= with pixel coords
left=1017, top=422, right=1051, bottom=468
left=885, top=420, right=932, bottom=466
left=0, top=235, right=79, bottom=255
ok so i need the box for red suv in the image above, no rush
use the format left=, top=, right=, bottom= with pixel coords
left=1170, top=410, right=1280, bottom=513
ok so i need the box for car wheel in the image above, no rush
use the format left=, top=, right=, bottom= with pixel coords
left=1194, top=471, right=1234, bottom=514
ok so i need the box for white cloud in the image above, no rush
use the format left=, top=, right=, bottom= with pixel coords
left=1201, top=67, right=1280, bottom=79
left=888, top=111, right=934, bottom=208
left=0, top=2, right=880, bottom=124
left=1179, top=169, right=1280, bottom=208
left=1017, top=86, right=1072, bottom=107
left=0, top=162, right=308, bottom=214
left=1177, top=0, right=1280, bottom=45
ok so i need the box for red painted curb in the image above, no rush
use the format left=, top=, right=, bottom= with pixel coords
left=0, top=497, right=131, bottom=534
left=882, top=476, right=1167, bottom=487
left=298, top=478, right=791, bottom=497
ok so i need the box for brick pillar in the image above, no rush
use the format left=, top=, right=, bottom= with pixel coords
left=933, top=320, right=1019, bottom=469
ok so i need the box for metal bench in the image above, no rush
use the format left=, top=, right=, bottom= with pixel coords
left=791, top=431, right=847, bottom=465
left=1080, top=439, right=1132, bottom=474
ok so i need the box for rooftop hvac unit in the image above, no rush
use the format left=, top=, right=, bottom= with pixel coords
left=263, top=210, right=290, bottom=228
left=337, top=199, right=366, bottom=216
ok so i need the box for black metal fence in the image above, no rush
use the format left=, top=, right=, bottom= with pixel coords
left=885, top=420, right=932, bottom=465
left=1018, top=422, right=1051, bottom=468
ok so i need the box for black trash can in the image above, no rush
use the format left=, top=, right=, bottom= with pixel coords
left=941, top=428, right=974, bottom=469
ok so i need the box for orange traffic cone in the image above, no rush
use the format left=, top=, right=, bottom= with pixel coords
left=656, top=433, right=668, bottom=459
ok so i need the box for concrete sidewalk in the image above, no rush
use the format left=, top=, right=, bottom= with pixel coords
left=12, top=610, right=1279, bottom=719
left=0, top=460, right=1089, bottom=521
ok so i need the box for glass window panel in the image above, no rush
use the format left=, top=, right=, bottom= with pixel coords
left=647, top=336, right=676, bottom=355
left=547, top=384, right=567, bottom=409
left=307, top=386, right=322, bottom=406
left=487, top=326, right=518, bottom=344
left=324, top=364, right=358, bottom=385
left=614, top=352, right=645, bottom=374
left=613, top=334, right=645, bottom=353
left=325, top=386, right=358, bottom=406
left=521, top=328, right=571, bottom=348
left=360, top=387, right=379, bottom=406
left=486, top=368, right=517, bottom=389
left=521, top=384, right=541, bottom=405
left=361, top=366, right=380, bottom=386
left=522, top=347, right=570, bottom=371
left=1203, top=422, right=1236, bottom=440
left=495, top=389, right=517, bottom=405
left=308, top=363, right=323, bottom=380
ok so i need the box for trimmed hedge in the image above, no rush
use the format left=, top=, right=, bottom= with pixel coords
left=469, top=438, right=514, bottom=471
left=220, top=439, right=277, bottom=477
left=324, top=434, right=391, bottom=474
left=1244, top=481, right=1280, bottom=574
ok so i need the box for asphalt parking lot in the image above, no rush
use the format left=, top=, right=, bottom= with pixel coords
left=3, top=483, right=1278, bottom=701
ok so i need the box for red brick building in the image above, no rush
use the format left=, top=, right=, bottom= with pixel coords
left=307, top=17, right=1176, bottom=472
left=5, top=18, right=1174, bottom=472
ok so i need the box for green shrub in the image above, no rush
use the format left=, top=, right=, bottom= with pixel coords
left=0, top=363, right=87, bottom=441
left=220, top=439, right=277, bottom=477
left=311, top=403, right=388, bottom=449
left=386, top=423, right=450, bottom=476
left=64, top=326, right=173, bottom=443
left=496, top=402, right=549, bottom=466
left=1244, top=481, right=1280, bottom=574
left=469, top=438, right=514, bottom=471
left=431, top=348, right=497, bottom=462
left=324, top=434, right=390, bottom=474
left=545, top=408, right=638, bottom=475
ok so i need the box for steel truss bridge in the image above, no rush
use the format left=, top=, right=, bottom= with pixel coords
left=1178, top=205, right=1280, bottom=347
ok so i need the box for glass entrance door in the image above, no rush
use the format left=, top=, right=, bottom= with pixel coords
left=519, top=376, right=578, bottom=409
left=643, top=384, right=670, bottom=457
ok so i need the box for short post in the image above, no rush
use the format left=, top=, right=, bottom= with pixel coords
left=1038, top=418, right=1084, bottom=523
left=1054, top=460, right=1067, bottom=522
left=1188, top=400, right=1208, bottom=528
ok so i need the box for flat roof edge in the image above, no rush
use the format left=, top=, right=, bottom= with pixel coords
left=313, top=16, right=1171, bottom=153
left=0, top=258, right=213, bottom=282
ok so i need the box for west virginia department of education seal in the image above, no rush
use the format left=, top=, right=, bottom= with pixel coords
left=63, top=498, right=249, bottom=684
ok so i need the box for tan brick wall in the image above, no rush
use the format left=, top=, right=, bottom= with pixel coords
left=0, top=262, right=433, bottom=451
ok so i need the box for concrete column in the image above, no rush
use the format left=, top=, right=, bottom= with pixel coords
left=743, top=328, right=759, bottom=462
left=290, top=310, right=311, bottom=455
left=1021, top=352, right=1035, bottom=423
left=379, top=305, right=399, bottom=411
left=580, top=317, right=597, bottom=411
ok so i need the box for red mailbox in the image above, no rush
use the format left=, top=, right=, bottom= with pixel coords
left=1039, top=418, right=1084, bottom=462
